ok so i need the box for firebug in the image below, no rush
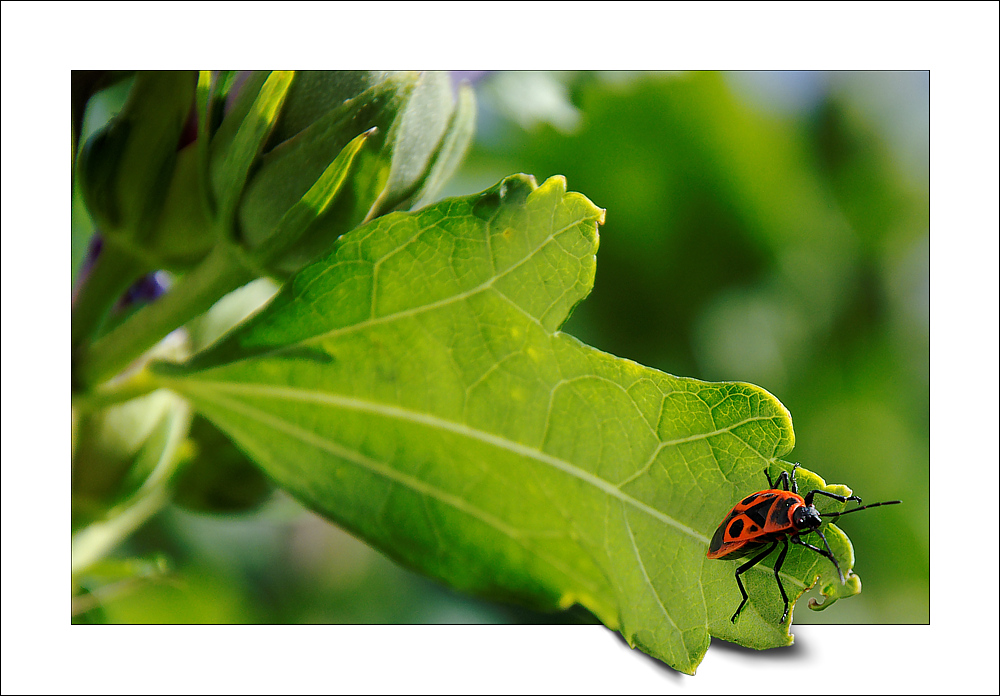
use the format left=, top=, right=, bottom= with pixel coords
left=707, top=463, right=900, bottom=623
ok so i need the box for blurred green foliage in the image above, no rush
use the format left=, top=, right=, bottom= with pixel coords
left=76, top=71, right=927, bottom=626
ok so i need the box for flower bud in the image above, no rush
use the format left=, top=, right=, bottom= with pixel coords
left=77, top=71, right=475, bottom=281
left=228, top=70, right=476, bottom=274
left=78, top=71, right=198, bottom=262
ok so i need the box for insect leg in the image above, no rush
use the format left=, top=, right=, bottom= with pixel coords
left=769, top=468, right=792, bottom=491
left=772, top=537, right=791, bottom=622
left=731, top=541, right=778, bottom=623
left=789, top=463, right=800, bottom=494
left=803, top=488, right=862, bottom=508
left=791, top=530, right=844, bottom=583
left=768, top=463, right=800, bottom=492
left=774, top=471, right=788, bottom=491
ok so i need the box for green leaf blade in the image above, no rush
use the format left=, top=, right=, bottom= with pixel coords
left=210, top=70, right=294, bottom=230
left=155, top=175, right=849, bottom=674
left=250, top=126, right=376, bottom=266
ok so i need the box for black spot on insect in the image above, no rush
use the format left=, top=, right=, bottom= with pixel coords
left=727, top=518, right=744, bottom=539
left=770, top=497, right=796, bottom=526
left=744, top=499, right=774, bottom=527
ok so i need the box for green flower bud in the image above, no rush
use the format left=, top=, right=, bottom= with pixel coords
left=78, top=71, right=475, bottom=277
left=78, top=71, right=198, bottom=263
left=223, top=70, right=476, bottom=274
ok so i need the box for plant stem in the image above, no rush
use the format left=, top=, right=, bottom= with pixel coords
left=75, top=242, right=254, bottom=389
left=71, top=239, right=149, bottom=353
left=72, top=366, right=159, bottom=414
left=71, top=484, right=171, bottom=577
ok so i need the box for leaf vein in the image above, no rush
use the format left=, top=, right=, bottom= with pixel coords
left=188, top=387, right=607, bottom=597
left=182, top=380, right=712, bottom=545
left=301, top=214, right=592, bottom=347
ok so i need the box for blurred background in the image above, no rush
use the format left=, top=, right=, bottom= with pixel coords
left=74, top=71, right=929, bottom=626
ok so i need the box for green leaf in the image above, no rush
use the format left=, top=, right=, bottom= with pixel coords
left=209, top=72, right=265, bottom=152
left=266, top=70, right=392, bottom=147
left=206, top=71, right=237, bottom=138
left=210, top=70, right=294, bottom=233
left=194, top=70, right=213, bottom=203
left=249, top=127, right=376, bottom=267
left=236, top=73, right=416, bottom=273
left=154, top=174, right=864, bottom=674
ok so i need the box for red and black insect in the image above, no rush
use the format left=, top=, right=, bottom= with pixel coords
left=707, top=463, right=900, bottom=623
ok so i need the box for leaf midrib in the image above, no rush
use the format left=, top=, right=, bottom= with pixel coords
left=177, top=385, right=608, bottom=599
left=173, top=379, right=790, bottom=545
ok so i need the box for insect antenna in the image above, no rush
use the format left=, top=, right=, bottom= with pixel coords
left=819, top=499, right=901, bottom=518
